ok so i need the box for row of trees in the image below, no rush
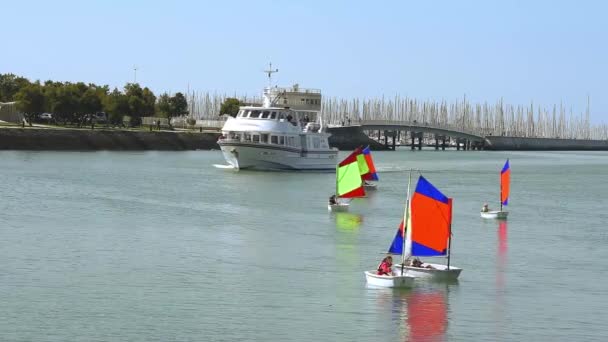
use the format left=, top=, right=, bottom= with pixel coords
left=0, top=73, right=188, bottom=127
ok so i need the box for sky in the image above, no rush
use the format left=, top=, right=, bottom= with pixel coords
left=3, top=0, right=607, bottom=122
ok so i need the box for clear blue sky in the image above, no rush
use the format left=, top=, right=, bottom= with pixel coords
left=3, top=0, right=607, bottom=122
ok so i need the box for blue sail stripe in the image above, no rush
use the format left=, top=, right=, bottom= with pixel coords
left=501, top=159, right=510, bottom=174
left=388, top=228, right=403, bottom=254
left=411, top=242, right=447, bottom=257
left=414, top=176, right=449, bottom=204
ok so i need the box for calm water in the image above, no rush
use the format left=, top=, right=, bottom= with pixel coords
left=1, top=150, right=608, bottom=341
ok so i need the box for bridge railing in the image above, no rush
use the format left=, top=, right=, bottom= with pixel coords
left=358, top=120, right=485, bottom=138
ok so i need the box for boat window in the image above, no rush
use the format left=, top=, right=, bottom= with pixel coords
left=261, top=111, right=270, bottom=119
left=250, top=110, right=261, bottom=118
left=252, top=134, right=260, bottom=143
left=261, top=134, right=269, bottom=143
left=288, top=137, right=295, bottom=147
left=278, top=112, right=285, bottom=120
left=270, top=112, right=277, bottom=119
left=301, top=98, right=305, bottom=102
left=243, top=133, right=251, bottom=141
left=279, top=136, right=285, bottom=145
left=229, top=132, right=240, bottom=140
left=271, top=135, right=278, bottom=144
left=283, top=99, right=288, bottom=104
left=236, top=110, right=244, bottom=117
left=313, top=137, right=320, bottom=148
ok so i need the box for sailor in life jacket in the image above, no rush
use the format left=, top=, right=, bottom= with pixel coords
left=481, top=203, right=489, bottom=212
left=377, top=256, right=394, bottom=276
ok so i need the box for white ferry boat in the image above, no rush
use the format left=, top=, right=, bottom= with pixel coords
left=217, top=82, right=338, bottom=171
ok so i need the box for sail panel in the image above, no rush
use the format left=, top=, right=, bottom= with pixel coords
left=501, top=159, right=510, bottom=206
left=337, top=156, right=365, bottom=198
left=361, top=146, right=379, bottom=181
left=387, top=220, right=404, bottom=254
left=410, top=176, right=450, bottom=257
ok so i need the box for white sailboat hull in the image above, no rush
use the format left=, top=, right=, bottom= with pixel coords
left=219, top=143, right=338, bottom=171
left=364, top=271, right=415, bottom=288
left=480, top=210, right=509, bottom=219
left=363, top=183, right=378, bottom=191
left=392, top=263, right=462, bottom=281
left=328, top=202, right=349, bottom=212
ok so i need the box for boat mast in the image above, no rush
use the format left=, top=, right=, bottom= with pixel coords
left=401, top=169, right=413, bottom=275
left=499, top=170, right=503, bottom=212
left=447, top=198, right=453, bottom=270
left=264, top=62, right=279, bottom=88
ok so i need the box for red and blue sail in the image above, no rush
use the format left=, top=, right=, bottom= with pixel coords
left=500, top=159, right=510, bottom=206
left=410, top=176, right=452, bottom=257
left=388, top=220, right=405, bottom=254
left=360, top=146, right=379, bottom=181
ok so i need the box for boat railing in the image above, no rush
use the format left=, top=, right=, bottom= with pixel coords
left=266, top=87, right=321, bottom=94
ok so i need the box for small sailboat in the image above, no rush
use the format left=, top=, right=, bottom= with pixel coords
left=357, top=146, right=379, bottom=191
left=392, top=173, right=462, bottom=281
left=365, top=170, right=416, bottom=288
left=328, top=150, right=366, bottom=212
left=481, top=159, right=510, bottom=219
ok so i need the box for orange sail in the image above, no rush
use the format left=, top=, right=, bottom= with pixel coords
left=500, top=159, right=510, bottom=206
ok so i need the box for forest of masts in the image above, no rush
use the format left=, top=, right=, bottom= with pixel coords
left=186, top=91, right=608, bottom=140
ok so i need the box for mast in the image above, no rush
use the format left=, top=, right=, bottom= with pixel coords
left=264, top=62, right=279, bottom=88
left=499, top=169, right=503, bottom=212
left=447, top=198, right=453, bottom=270
left=401, top=169, right=413, bottom=275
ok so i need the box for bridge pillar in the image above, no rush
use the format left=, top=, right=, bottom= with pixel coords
left=435, top=136, right=439, bottom=150
left=391, top=131, right=396, bottom=150
left=456, top=138, right=461, bottom=150
left=442, top=137, right=447, bottom=150
left=410, top=132, right=415, bottom=150
left=417, top=133, right=422, bottom=150
left=466, top=140, right=471, bottom=151
left=384, top=131, right=388, bottom=149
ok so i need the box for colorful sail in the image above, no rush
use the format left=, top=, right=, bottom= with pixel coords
left=388, top=220, right=405, bottom=254
left=359, top=146, right=379, bottom=181
left=500, top=159, right=510, bottom=206
left=409, top=176, right=452, bottom=257
left=336, top=150, right=365, bottom=198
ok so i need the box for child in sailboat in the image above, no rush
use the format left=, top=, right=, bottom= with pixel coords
left=481, top=203, right=489, bottom=212
left=329, top=195, right=337, bottom=205
left=377, top=256, right=394, bottom=276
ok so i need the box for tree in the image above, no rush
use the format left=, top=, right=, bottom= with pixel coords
left=103, top=88, right=129, bottom=125
left=123, top=83, right=156, bottom=126
left=169, top=92, right=188, bottom=121
left=156, top=93, right=172, bottom=118
left=14, top=82, right=45, bottom=126
left=220, top=97, right=241, bottom=117
left=0, top=73, right=30, bottom=102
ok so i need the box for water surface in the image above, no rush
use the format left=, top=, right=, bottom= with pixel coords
left=1, top=150, right=607, bottom=341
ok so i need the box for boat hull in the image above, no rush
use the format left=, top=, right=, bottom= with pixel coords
left=328, top=203, right=349, bottom=212
left=392, top=263, right=462, bottom=281
left=218, top=142, right=338, bottom=171
left=363, top=183, right=378, bottom=191
left=364, top=271, right=415, bottom=288
left=480, top=210, right=509, bottom=219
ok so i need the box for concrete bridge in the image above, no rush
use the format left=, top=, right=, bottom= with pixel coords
left=330, top=120, right=486, bottom=150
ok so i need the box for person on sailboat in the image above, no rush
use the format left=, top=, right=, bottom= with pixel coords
left=481, top=203, right=489, bottom=212
left=377, top=256, right=394, bottom=276
left=329, top=195, right=337, bottom=205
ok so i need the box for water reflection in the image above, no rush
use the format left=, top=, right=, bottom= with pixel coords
left=369, top=286, right=450, bottom=342
left=495, top=220, right=508, bottom=339
left=333, top=212, right=363, bottom=231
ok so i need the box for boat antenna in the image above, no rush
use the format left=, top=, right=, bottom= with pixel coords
left=401, top=168, right=413, bottom=276
left=447, top=198, right=453, bottom=270
left=264, top=62, right=279, bottom=88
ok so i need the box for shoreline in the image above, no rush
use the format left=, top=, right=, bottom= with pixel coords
left=0, top=127, right=221, bottom=151
left=1, top=126, right=607, bottom=151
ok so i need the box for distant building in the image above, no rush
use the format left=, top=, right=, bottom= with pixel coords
left=0, top=102, right=23, bottom=123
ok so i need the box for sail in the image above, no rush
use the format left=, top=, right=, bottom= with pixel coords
left=409, top=176, right=452, bottom=257
left=388, top=220, right=405, bottom=254
left=359, top=146, right=379, bottom=181
left=500, top=159, right=510, bottom=206
left=336, top=151, right=365, bottom=198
